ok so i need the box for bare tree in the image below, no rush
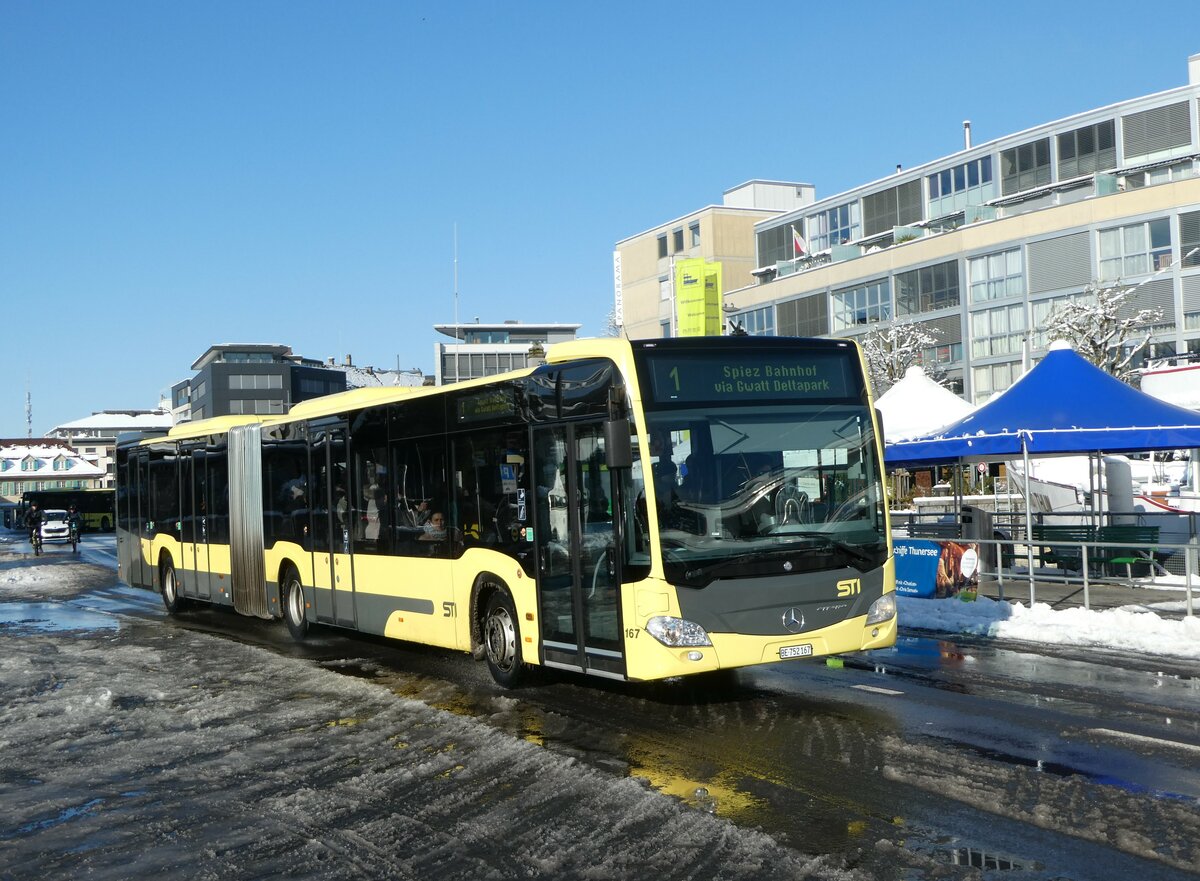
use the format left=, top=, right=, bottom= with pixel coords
left=860, top=322, right=944, bottom=395
left=603, top=307, right=623, bottom=338
left=1044, top=281, right=1163, bottom=382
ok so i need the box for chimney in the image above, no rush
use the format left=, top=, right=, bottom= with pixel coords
left=327, top=357, right=335, bottom=366
left=895, top=164, right=902, bottom=174
left=963, top=120, right=972, bottom=150
left=344, top=354, right=352, bottom=367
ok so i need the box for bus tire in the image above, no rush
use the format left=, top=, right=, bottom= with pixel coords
left=483, top=591, right=525, bottom=688
left=282, top=565, right=309, bottom=642
left=161, top=558, right=188, bottom=614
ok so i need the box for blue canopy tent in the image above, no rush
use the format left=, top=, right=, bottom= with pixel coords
left=886, top=342, right=1200, bottom=465
left=885, top=342, right=1200, bottom=597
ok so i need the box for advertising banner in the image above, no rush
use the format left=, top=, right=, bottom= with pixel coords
left=895, top=538, right=980, bottom=598
left=675, top=258, right=722, bottom=336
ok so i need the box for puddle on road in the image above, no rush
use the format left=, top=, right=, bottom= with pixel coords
left=0, top=602, right=119, bottom=635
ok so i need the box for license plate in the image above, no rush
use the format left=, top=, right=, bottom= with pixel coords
left=779, top=643, right=813, bottom=659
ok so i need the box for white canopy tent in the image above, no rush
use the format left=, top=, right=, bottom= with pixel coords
left=875, top=366, right=975, bottom=443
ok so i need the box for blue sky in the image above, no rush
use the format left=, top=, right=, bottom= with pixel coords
left=2, top=1, right=1197, bottom=437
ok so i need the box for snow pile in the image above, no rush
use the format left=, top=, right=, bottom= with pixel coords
left=0, top=553, right=110, bottom=598
left=899, top=594, right=1200, bottom=660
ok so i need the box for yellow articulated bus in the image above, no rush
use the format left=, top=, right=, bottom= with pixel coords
left=115, top=336, right=896, bottom=688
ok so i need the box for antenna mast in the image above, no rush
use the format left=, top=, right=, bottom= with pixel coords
left=25, top=382, right=32, bottom=438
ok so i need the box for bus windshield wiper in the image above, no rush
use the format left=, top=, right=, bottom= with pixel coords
left=775, top=530, right=882, bottom=570
left=678, top=551, right=773, bottom=583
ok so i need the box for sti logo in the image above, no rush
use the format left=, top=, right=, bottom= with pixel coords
left=836, top=578, right=862, bottom=597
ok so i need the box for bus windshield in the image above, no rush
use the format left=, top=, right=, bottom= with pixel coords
left=642, top=404, right=887, bottom=586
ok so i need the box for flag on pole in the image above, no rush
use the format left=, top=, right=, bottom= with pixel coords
left=792, top=225, right=807, bottom=257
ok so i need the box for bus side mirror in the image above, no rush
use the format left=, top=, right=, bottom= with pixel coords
left=605, top=418, right=633, bottom=469
left=875, top=407, right=886, bottom=447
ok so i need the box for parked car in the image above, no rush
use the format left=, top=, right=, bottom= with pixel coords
left=40, top=509, right=71, bottom=544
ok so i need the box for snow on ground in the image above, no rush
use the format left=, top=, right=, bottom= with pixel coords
left=899, top=594, right=1200, bottom=660
left=0, top=551, right=869, bottom=881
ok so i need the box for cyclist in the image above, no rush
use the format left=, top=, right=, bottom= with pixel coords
left=67, top=504, right=84, bottom=551
left=25, top=501, right=45, bottom=555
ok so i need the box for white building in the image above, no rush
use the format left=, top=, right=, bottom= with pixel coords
left=433, top=321, right=581, bottom=385
left=46, top=410, right=172, bottom=488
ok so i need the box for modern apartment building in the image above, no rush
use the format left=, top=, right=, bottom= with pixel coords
left=624, top=54, right=1200, bottom=405
left=615, top=180, right=815, bottom=340
left=170, top=344, right=347, bottom=424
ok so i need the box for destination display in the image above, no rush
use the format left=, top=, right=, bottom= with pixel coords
left=640, top=351, right=860, bottom=404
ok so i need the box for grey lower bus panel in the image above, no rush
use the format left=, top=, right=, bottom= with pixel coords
left=228, top=424, right=272, bottom=619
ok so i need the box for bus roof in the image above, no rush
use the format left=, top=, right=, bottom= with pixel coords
left=166, top=415, right=264, bottom=441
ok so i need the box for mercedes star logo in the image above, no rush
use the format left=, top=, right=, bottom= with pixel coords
left=782, top=607, right=804, bottom=633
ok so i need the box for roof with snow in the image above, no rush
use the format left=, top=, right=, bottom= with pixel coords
left=49, top=411, right=172, bottom=434
left=0, top=442, right=105, bottom=478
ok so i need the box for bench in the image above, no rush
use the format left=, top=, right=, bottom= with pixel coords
left=1030, top=524, right=1097, bottom=572
left=908, top=521, right=961, bottom=540
left=1096, top=525, right=1161, bottom=577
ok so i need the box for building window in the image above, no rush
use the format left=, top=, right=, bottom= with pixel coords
left=972, top=360, right=1023, bottom=404
left=660, top=320, right=671, bottom=338
left=971, top=303, right=1027, bottom=358
left=730, top=306, right=774, bottom=336
left=1098, top=218, right=1172, bottom=280
left=968, top=248, right=1024, bottom=303
left=927, top=157, right=994, bottom=218
left=862, top=180, right=922, bottom=238
left=659, top=276, right=671, bottom=301
left=657, top=235, right=668, bottom=259
left=672, top=228, right=684, bottom=253
left=1180, top=210, right=1200, bottom=268
left=229, top=374, right=283, bottom=390
left=689, top=222, right=701, bottom=247
left=1057, top=120, right=1115, bottom=179
left=831, top=279, right=890, bottom=331
left=777, top=294, right=828, bottom=337
left=1122, top=101, right=1192, bottom=164
left=921, top=342, right=963, bottom=366
left=806, top=203, right=860, bottom=252
left=1000, top=138, right=1051, bottom=195
left=21, top=458, right=37, bottom=471
left=895, top=261, right=960, bottom=315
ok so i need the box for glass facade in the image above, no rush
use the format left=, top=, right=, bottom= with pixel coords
left=968, top=249, right=1024, bottom=303
left=1098, top=218, right=1172, bottom=280
left=831, top=280, right=891, bottom=330
left=927, top=157, right=994, bottom=219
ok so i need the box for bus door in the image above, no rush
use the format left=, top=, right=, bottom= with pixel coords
left=532, top=422, right=625, bottom=679
left=130, top=449, right=151, bottom=589
left=190, top=449, right=212, bottom=601
left=311, top=424, right=357, bottom=628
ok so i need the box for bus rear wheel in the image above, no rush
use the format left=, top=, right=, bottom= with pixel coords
left=483, top=591, right=525, bottom=688
left=282, top=566, right=309, bottom=642
left=161, top=559, right=188, bottom=614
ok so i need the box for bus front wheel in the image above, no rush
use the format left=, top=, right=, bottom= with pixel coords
left=282, top=566, right=309, bottom=642
left=483, top=591, right=525, bottom=688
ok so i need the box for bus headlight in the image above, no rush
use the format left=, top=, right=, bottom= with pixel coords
left=865, top=593, right=896, bottom=626
left=646, top=616, right=712, bottom=647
